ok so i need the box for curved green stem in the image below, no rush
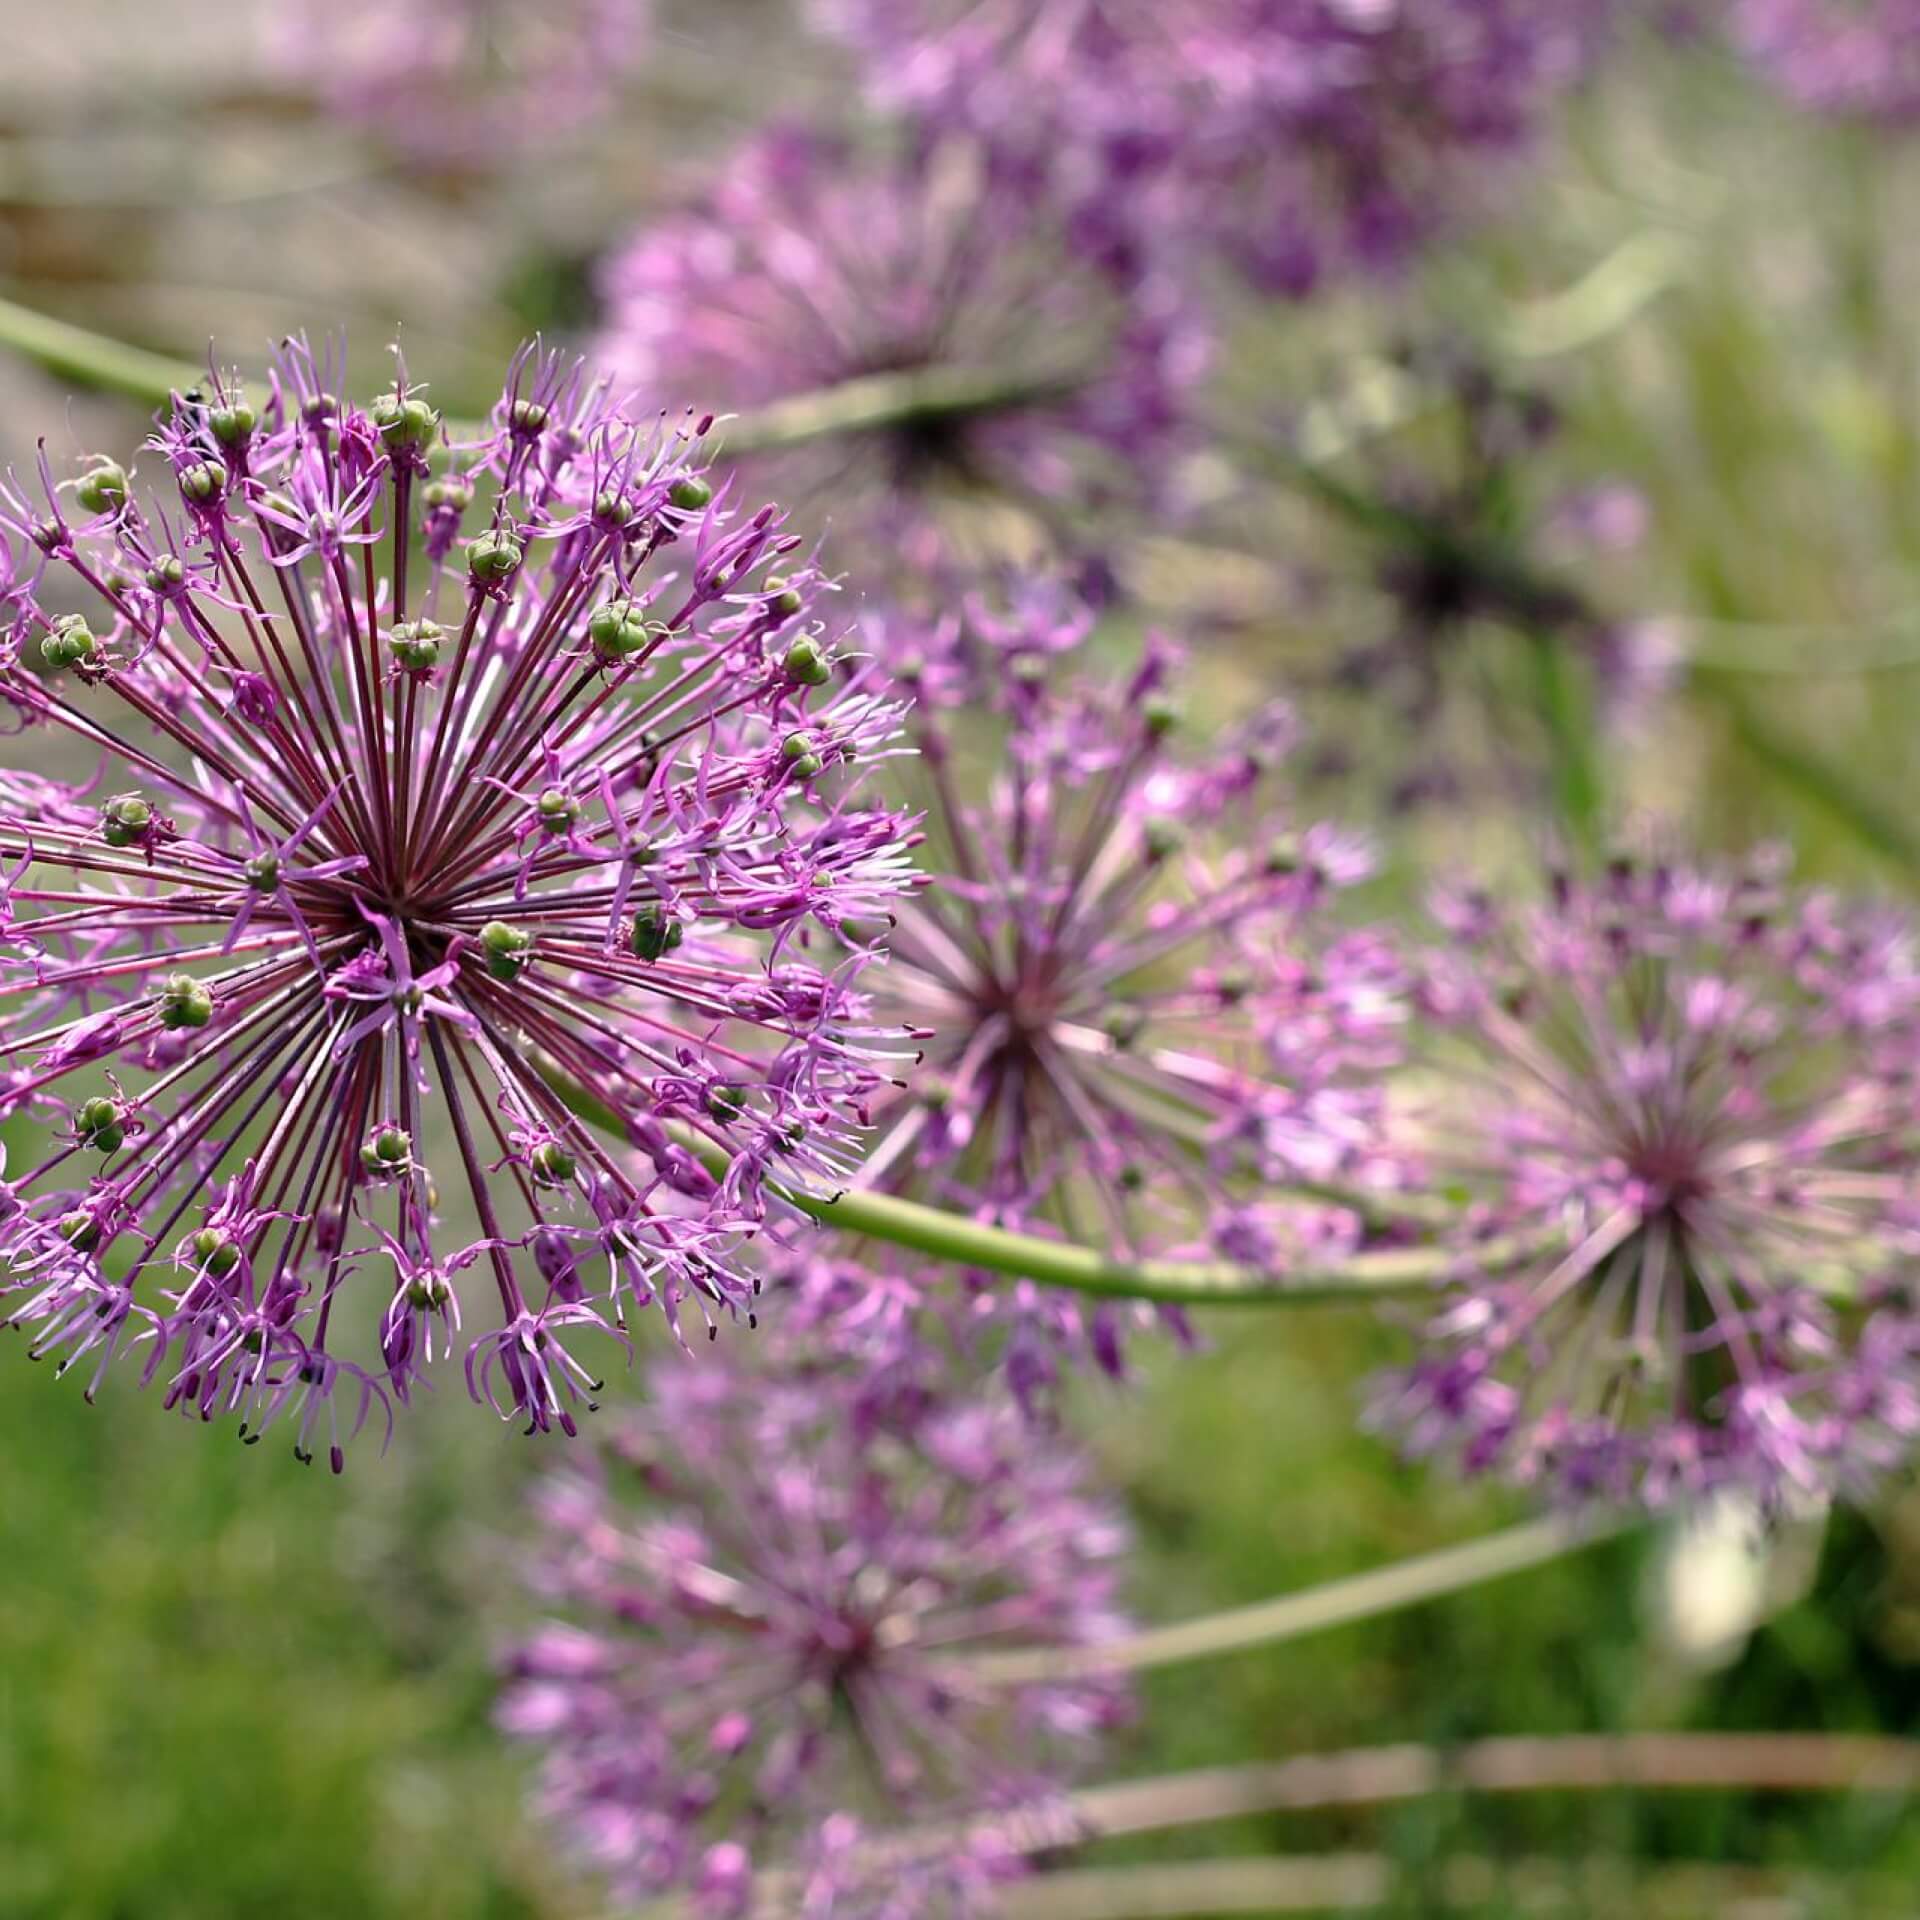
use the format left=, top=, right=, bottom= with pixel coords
left=963, top=1514, right=1629, bottom=1686
left=0, top=292, right=1075, bottom=454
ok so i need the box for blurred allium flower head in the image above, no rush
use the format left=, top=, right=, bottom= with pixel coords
left=1379, top=852, right=1920, bottom=1508
left=0, top=336, right=918, bottom=1463
left=1735, top=0, right=1920, bottom=122
left=497, top=1335, right=1131, bottom=1912
left=808, top=0, right=1616, bottom=293
left=830, top=591, right=1408, bottom=1399
left=595, top=128, right=1208, bottom=582
left=268, top=0, right=650, bottom=160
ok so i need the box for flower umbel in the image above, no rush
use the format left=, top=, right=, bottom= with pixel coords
left=497, top=1329, right=1130, bottom=1912
left=0, top=338, right=915, bottom=1460
left=1379, top=853, right=1920, bottom=1508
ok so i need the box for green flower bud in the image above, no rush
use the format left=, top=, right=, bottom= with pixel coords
left=783, top=637, right=833, bottom=687
left=75, top=1095, right=124, bottom=1153
left=705, top=1084, right=746, bottom=1123
left=592, top=489, right=632, bottom=527
left=1009, top=652, right=1048, bottom=686
left=360, top=1124, right=413, bottom=1175
left=479, top=919, right=534, bottom=983
left=1214, top=967, right=1253, bottom=1006
left=243, top=852, right=281, bottom=894
left=588, top=598, right=651, bottom=663
left=467, top=529, right=524, bottom=584
left=529, top=1140, right=577, bottom=1187
left=388, top=619, right=445, bottom=674
left=208, top=399, right=256, bottom=447
left=1142, top=694, right=1181, bottom=739
left=1142, top=818, right=1182, bottom=862
left=423, top=474, right=473, bottom=511
left=40, top=614, right=96, bottom=671
left=405, top=1270, right=451, bottom=1311
left=144, top=553, right=187, bottom=594
left=158, top=973, right=214, bottom=1031
left=177, top=459, right=226, bottom=505
left=629, top=903, right=683, bottom=963
left=508, top=398, right=550, bottom=435
left=1117, top=1162, right=1148, bottom=1194
left=781, top=731, right=824, bottom=778
left=100, top=793, right=153, bottom=849
left=763, top=576, right=804, bottom=617
left=1101, top=1005, right=1146, bottom=1051
left=667, top=475, right=713, bottom=512
left=191, top=1227, right=241, bottom=1278
left=535, top=787, right=580, bottom=835
left=75, top=461, right=129, bottom=516
left=371, top=390, right=441, bottom=456
left=1261, top=837, right=1302, bottom=877
left=57, top=1209, right=100, bottom=1252
left=301, top=392, right=338, bottom=426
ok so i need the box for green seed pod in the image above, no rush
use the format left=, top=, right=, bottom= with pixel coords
left=763, top=576, right=804, bottom=617
left=479, top=919, right=534, bottom=983
left=629, top=903, right=683, bottom=963
left=75, top=1095, right=124, bottom=1153
left=588, top=598, right=650, bottom=663
left=529, top=1140, right=577, bottom=1187
left=1142, top=818, right=1182, bottom=863
left=388, top=619, right=445, bottom=674
left=1102, top=1005, right=1146, bottom=1051
left=423, top=473, right=474, bottom=511
left=208, top=399, right=257, bottom=447
left=100, top=793, right=154, bottom=849
left=1142, top=694, right=1181, bottom=739
left=57, top=1210, right=100, bottom=1251
left=535, top=788, right=580, bottom=835
left=592, top=489, right=632, bottom=527
left=467, top=529, right=524, bottom=583
left=667, top=475, right=713, bottom=512
left=370, top=390, right=441, bottom=456
left=191, top=1227, right=242, bottom=1278
left=75, top=461, right=129, bottom=516
left=705, top=1084, right=746, bottom=1123
left=509, top=398, right=550, bottom=435
left=1261, top=837, right=1302, bottom=877
left=40, top=614, right=96, bottom=671
left=158, top=973, right=214, bottom=1031
left=144, top=553, right=188, bottom=594
left=783, top=637, right=833, bottom=687
left=243, top=852, right=281, bottom=894
left=177, top=459, right=226, bottom=505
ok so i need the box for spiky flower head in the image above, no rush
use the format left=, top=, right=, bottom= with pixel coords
left=1735, top=1, right=1920, bottom=122
left=266, top=0, right=651, bottom=161
left=831, top=594, right=1406, bottom=1401
left=1378, top=852, right=1920, bottom=1508
left=0, top=337, right=916, bottom=1464
left=595, top=128, right=1207, bottom=585
left=807, top=0, right=1616, bottom=294
left=496, top=1328, right=1131, bottom=1912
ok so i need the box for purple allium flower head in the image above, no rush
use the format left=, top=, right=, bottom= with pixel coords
left=1378, top=851, right=1920, bottom=1509
left=595, top=128, right=1208, bottom=585
left=832, top=596, right=1407, bottom=1399
left=496, top=1330, right=1131, bottom=1912
left=0, top=338, right=918, bottom=1462
left=1734, top=1, right=1920, bottom=122
left=808, top=0, right=1615, bottom=293
left=266, top=0, right=650, bottom=161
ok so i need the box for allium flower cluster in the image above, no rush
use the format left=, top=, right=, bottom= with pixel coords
left=595, top=128, right=1207, bottom=583
left=1378, top=853, right=1920, bottom=1509
left=267, top=0, right=650, bottom=161
left=819, top=591, right=1406, bottom=1401
left=1278, top=350, right=1675, bottom=810
left=0, top=337, right=917, bottom=1463
left=497, top=1335, right=1131, bottom=1913
left=1734, top=1, right=1920, bottom=122
left=808, top=0, right=1617, bottom=294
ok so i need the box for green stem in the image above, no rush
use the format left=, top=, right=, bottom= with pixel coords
left=964, top=1514, right=1627, bottom=1686
left=0, top=291, right=1075, bottom=455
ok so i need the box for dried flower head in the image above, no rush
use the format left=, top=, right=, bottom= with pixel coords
left=595, top=128, right=1207, bottom=584
left=267, top=0, right=650, bottom=161
left=830, top=595, right=1406, bottom=1401
left=808, top=0, right=1616, bottom=293
left=0, top=337, right=916, bottom=1462
left=1378, top=853, right=1920, bottom=1508
left=497, top=1331, right=1131, bottom=1912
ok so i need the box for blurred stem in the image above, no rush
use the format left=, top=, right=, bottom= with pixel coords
left=0, top=291, right=1073, bottom=452
left=1525, top=625, right=1604, bottom=849
left=964, top=1515, right=1627, bottom=1686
